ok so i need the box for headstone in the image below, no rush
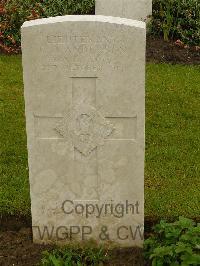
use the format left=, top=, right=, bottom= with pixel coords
left=95, top=0, right=152, bottom=21
left=21, top=15, right=145, bottom=247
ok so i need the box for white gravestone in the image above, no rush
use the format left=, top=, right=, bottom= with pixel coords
left=21, top=15, right=145, bottom=247
left=96, top=0, right=152, bottom=21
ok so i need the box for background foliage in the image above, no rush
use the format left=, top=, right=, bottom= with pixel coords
left=0, top=0, right=200, bottom=53
left=0, top=0, right=199, bottom=53
left=151, top=0, right=200, bottom=46
left=0, top=0, right=95, bottom=52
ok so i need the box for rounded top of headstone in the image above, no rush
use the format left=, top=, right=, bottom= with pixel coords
left=21, top=15, right=145, bottom=29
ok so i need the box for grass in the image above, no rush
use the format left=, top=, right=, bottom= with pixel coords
left=0, top=55, right=30, bottom=216
left=0, top=55, right=199, bottom=219
left=145, top=63, right=200, bottom=219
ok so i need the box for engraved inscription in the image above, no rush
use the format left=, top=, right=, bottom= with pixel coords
left=47, top=35, right=65, bottom=44
left=44, top=34, right=131, bottom=72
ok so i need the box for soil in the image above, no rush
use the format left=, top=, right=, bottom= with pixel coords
left=0, top=228, right=53, bottom=266
left=0, top=216, right=146, bottom=266
left=146, top=36, right=200, bottom=65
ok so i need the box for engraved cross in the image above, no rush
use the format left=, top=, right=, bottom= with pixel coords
left=35, top=77, right=137, bottom=200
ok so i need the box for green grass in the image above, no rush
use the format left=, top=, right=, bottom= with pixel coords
left=0, top=55, right=199, bottom=219
left=0, top=55, right=30, bottom=216
left=145, top=63, right=200, bottom=219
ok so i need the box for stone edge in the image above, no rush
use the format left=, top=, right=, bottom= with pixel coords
left=21, top=15, right=145, bottom=29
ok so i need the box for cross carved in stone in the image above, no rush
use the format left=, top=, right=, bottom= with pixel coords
left=34, top=77, right=137, bottom=200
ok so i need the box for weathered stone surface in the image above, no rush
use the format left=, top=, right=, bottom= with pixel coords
left=95, top=0, right=152, bottom=21
left=21, top=15, right=145, bottom=247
